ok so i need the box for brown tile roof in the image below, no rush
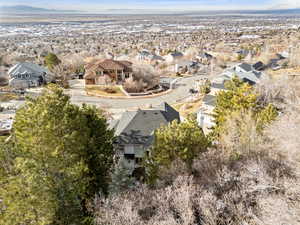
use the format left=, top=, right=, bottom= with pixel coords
left=97, top=59, right=129, bottom=70
left=118, top=60, right=133, bottom=68
left=84, top=59, right=133, bottom=79
left=84, top=70, right=96, bottom=79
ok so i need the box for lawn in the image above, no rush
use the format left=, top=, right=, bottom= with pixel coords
left=85, top=85, right=125, bottom=97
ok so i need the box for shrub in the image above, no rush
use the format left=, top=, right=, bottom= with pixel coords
left=131, top=64, right=159, bottom=90
left=211, top=77, right=277, bottom=138
left=0, top=85, right=115, bottom=225
left=199, top=79, right=211, bottom=94
left=0, top=77, right=8, bottom=86
left=123, top=77, right=145, bottom=93
left=44, top=52, right=61, bottom=69
left=145, top=117, right=209, bottom=185
left=103, top=87, right=117, bottom=94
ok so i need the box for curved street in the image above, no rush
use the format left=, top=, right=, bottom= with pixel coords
left=68, top=75, right=207, bottom=110
left=1, top=75, right=207, bottom=119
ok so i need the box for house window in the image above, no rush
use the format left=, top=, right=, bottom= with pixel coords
left=124, top=153, right=135, bottom=160
left=125, top=73, right=130, bottom=78
left=135, top=158, right=142, bottom=164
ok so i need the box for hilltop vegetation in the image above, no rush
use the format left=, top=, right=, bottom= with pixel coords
left=1, top=76, right=299, bottom=224
left=0, top=85, right=115, bottom=225
left=93, top=78, right=300, bottom=225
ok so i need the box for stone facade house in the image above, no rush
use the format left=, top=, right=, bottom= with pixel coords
left=84, top=59, right=133, bottom=85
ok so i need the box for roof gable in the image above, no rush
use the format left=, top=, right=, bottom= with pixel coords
left=9, top=62, right=49, bottom=77
left=237, top=63, right=253, bottom=72
left=114, top=102, right=180, bottom=137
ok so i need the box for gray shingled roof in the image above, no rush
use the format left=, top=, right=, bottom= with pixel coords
left=252, top=61, right=265, bottom=71
left=170, top=52, right=184, bottom=57
left=203, top=95, right=216, bottom=107
left=198, top=52, right=213, bottom=59
left=238, top=63, right=253, bottom=72
left=114, top=102, right=180, bottom=137
left=8, top=62, right=51, bottom=77
left=211, top=82, right=226, bottom=90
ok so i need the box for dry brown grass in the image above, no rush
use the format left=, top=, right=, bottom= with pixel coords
left=92, top=146, right=300, bottom=225
left=0, top=93, right=20, bottom=102
left=172, top=98, right=203, bottom=118
left=85, top=85, right=125, bottom=96
left=91, top=77, right=300, bottom=225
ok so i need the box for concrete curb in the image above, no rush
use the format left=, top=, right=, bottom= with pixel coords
left=84, top=76, right=187, bottom=99
left=86, top=88, right=173, bottom=99
left=119, top=85, right=130, bottom=96
left=170, top=77, right=182, bottom=89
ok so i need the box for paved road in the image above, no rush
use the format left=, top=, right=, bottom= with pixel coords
left=68, top=75, right=207, bottom=110
left=1, top=75, right=207, bottom=119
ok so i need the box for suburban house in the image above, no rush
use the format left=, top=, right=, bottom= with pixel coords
left=252, top=61, right=265, bottom=71
left=220, top=63, right=266, bottom=85
left=175, top=60, right=200, bottom=74
left=0, top=119, right=13, bottom=136
left=197, top=111, right=215, bottom=134
left=137, top=50, right=164, bottom=63
left=111, top=102, right=180, bottom=174
left=196, top=52, right=213, bottom=65
left=8, top=62, right=53, bottom=89
left=267, top=53, right=289, bottom=71
left=197, top=62, right=268, bottom=133
left=197, top=95, right=216, bottom=134
left=164, top=51, right=184, bottom=63
left=84, top=59, right=133, bottom=85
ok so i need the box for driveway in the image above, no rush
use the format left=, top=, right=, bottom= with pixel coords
left=68, top=75, right=208, bottom=110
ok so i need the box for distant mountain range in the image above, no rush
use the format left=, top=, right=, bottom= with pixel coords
left=1, top=5, right=300, bottom=15
left=105, top=8, right=300, bottom=15
left=0, top=5, right=79, bottom=14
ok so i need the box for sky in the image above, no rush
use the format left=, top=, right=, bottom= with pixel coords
left=0, top=0, right=300, bottom=12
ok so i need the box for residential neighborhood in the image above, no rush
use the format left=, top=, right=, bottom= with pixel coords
left=1, top=5, right=300, bottom=225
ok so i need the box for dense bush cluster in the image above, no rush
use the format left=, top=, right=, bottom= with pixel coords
left=0, top=76, right=299, bottom=225
left=92, top=77, right=300, bottom=225
left=124, top=64, right=160, bottom=93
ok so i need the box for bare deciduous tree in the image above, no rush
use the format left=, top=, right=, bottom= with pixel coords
left=124, top=64, right=160, bottom=93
